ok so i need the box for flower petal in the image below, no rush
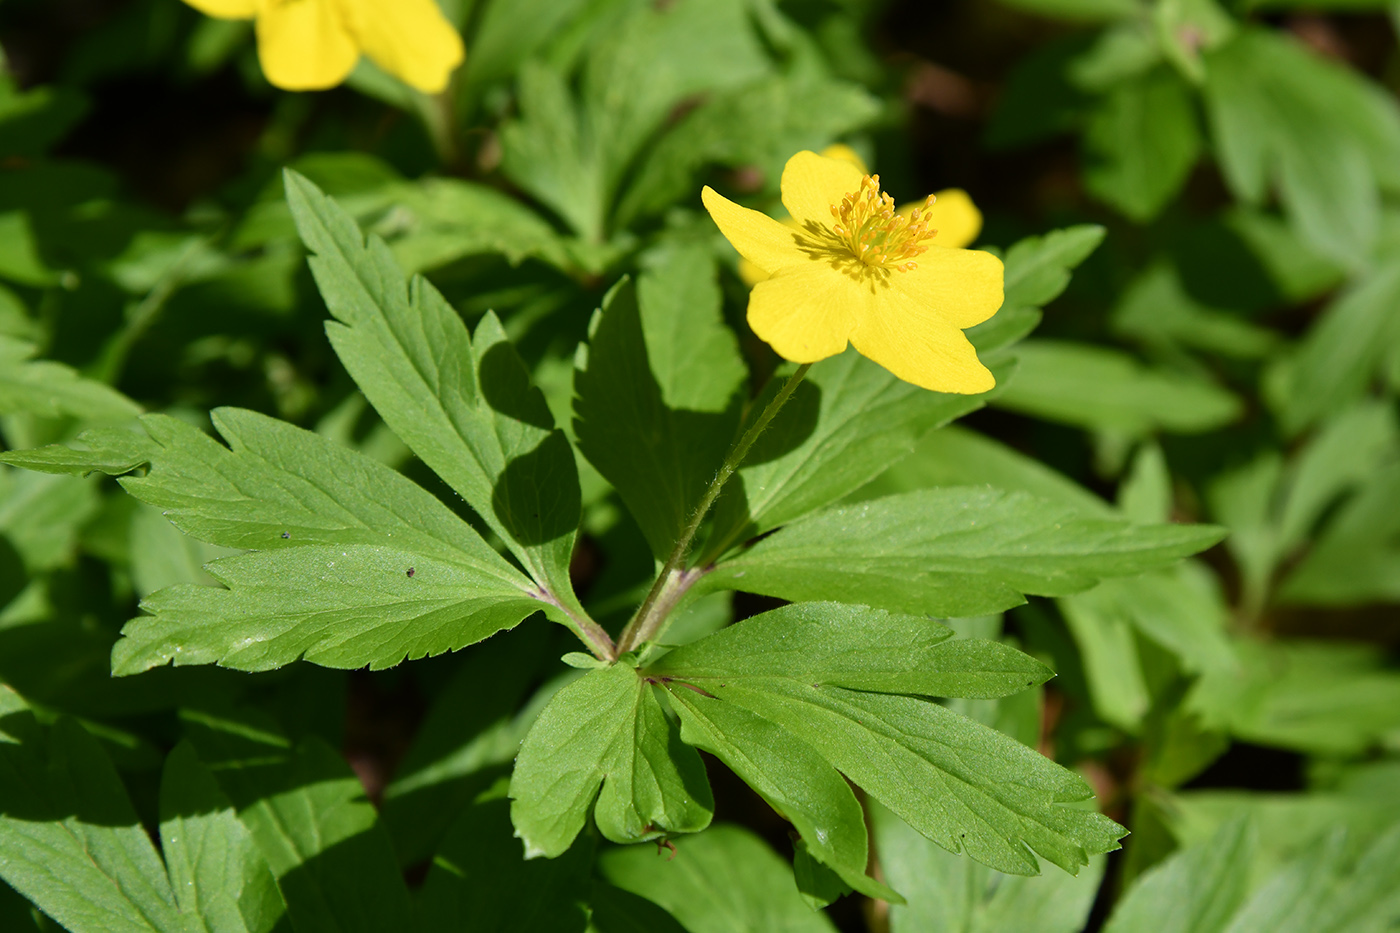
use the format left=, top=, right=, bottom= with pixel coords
left=182, top=0, right=256, bottom=19
left=338, top=0, right=464, bottom=93
left=849, top=300, right=994, bottom=394
left=748, top=264, right=864, bottom=363
left=256, top=0, right=358, bottom=91
left=819, top=143, right=869, bottom=174
left=900, top=188, right=982, bottom=249
left=780, top=150, right=866, bottom=229
left=889, top=246, right=1003, bottom=329
left=703, top=187, right=808, bottom=276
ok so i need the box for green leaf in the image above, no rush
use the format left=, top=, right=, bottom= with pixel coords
left=992, top=0, right=1139, bottom=21
left=501, top=0, right=769, bottom=239
left=0, top=688, right=186, bottom=933
left=1103, top=818, right=1253, bottom=933
left=702, top=488, right=1225, bottom=617
left=1280, top=463, right=1400, bottom=605
left=182, top=709, right=414, bottom=932
left=1203, top=28, right=1400, bottom=263
left=663, top=683, right=893, bottom=903
left=574, top=245, right=745, bottom=559
left=509, top=663, right=713, bottom=858
left=0, top=337, right=141, bottom=422
left=993, top=340, right=1243, bottom=436
left=159, top=742, right=285, bottom=933
left=854, top=425, right=1098, bottom=513
left=107, top=409, right=541, bottom=673
left=998, top=225, right=1106, bottom=313
left=0, top=468, right=100, bottom=573
left=384, top=178, right=570, bottom=274
left=615, top=73, right=880, bottom=228
left=663, top=680, right=1123, bottom=875
left=1187, top=639, right=1400, bottom=755
left=1084, top=66, right=1201, bottom=221
left=1266, top=262, right=1400, bottom=436
left=1224, top=825, right=1400, bottom=933
left=854, top=425, right=1116, bottom=518
left=1223, top=207, right=1346, bottom=304
left=417, top=792, right=592, bottom=933
left=598, top=824, right=837, bottom=933
left=872, top=800, right=1104, bottom=933
left=651, top=602, right=1051, bottom=699
left=1111, top=263, right=1280, bottom=359
left=1277, top=400, right=1399, bottom=550
left=588, top=882, right=690, bottom=933
left=704, top=350, right=991, bottom=561
left=0, top=426, right=157, bottom=476
left=284, top=170, right=587, bottom=625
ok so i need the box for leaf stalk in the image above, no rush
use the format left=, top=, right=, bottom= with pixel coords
left=618, top=363, right=812, bottom=654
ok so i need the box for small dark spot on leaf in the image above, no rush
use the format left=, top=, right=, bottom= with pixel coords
left=406, top=568, right=415, bottom=578
left=281, top=531, right=290, bottom=539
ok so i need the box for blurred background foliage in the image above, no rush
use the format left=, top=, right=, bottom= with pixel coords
left=0, top=0, right=1398, bottom=930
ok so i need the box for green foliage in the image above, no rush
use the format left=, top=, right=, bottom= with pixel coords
left=1, top=0, right=1398, bottom=928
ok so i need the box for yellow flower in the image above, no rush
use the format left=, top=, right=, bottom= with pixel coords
left=182, top=0, right=464, bottom=93
left=737, top=146, right=985, bottom=288
left=705, top=150, right=1002, bottom=394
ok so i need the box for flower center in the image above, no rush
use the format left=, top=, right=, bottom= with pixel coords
left=829, top=174, right=938, bottom=272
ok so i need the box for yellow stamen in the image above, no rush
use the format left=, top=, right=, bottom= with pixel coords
left=829, top=175, right=938, bottom=271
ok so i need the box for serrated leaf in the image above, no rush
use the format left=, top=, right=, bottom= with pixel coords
left=0, top=689, right=186, bottom=933
left=417, top=793, right=592, bottom=933
left=651, top=602, right=1051, bottom=699
left=0, top=426, right=157, bottom=476
left=701, top=488, right=1224, bottom=617
left=662, top=690, right=897, bottom=904
left=667, top=680, right=1124, bottom=875
left=284, top=170, right=587, bottom=626
left=0, top=336, right=141, bottom=422
left=107, top=408, right=542, bottom=673
left=994, top=340, right=1242, bottom=436
left=159, top=742, right=284, bottom=933
left=703, top=350, right=990, bottom=561
left=872, top=799, right=1104, bottom=933
left=599, top=824, right=837, bottom=933
left=509, top=663, right=713, bottom=858
left=117, top=545, right=544, bottom=674
left=182, top=710, right=413, bottom=932
left=574, top=245, right=745, bottom=559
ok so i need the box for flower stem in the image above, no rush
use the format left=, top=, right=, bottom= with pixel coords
left=618, top=363, right=812, bottom=653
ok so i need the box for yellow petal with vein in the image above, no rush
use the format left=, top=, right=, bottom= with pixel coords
left=747, top=264, right=863, bottom=363
left=889, top=246, right=1003, bottom=329
left=900, top=188, right=982, bottom=249
left=339, top=0, right=464, bottom=93
left=850, top=302, right=994, bottom=394
left=780, top=150, right=866, bottom=229
left=181, top=0, right=256, bottom=19
left=702, top=187, right=806, bottom=276
left=256, top=0, right=357, bottom=90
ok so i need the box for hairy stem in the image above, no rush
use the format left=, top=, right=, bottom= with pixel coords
left=618, top=363, right=812, bottom=653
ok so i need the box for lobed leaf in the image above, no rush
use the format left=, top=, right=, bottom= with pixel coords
left=284, top=170, right=586, bottom=623
left=509, top=663, right=713, bottom=858
left=703, top=487, right=1225, bottom=617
